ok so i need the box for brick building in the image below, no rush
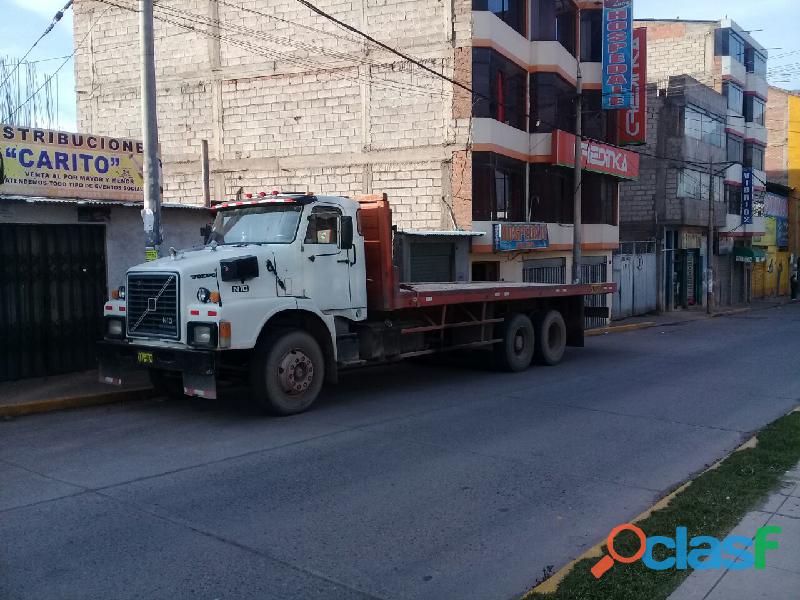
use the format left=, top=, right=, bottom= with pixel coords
left=620, top=18, right=770, bottom=310
left=73, top=0, right=634, bottom=294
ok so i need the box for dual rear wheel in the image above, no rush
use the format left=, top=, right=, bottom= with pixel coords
left=494, top=310, right=567, bottom=372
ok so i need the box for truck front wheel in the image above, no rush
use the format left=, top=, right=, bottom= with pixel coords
left=495, top=314, right=535, bottom=372
left=250, top=330, right=325, bottom=416
left=534, top=310, right=567, bottom=366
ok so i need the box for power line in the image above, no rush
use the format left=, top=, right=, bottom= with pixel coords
left=4, top=6, right=111, bottom=123
left=0, top=0, right=74, bottom=93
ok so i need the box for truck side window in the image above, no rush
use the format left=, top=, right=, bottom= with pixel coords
left=305, top=206, right=340, bottom=245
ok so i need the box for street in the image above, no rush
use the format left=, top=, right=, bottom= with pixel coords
left=2, top=304, right=800, bottom=600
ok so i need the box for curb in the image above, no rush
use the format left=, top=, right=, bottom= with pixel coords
left=0, top=387, right=157, bottom=418
left=586, top=322, right=656, bottom=336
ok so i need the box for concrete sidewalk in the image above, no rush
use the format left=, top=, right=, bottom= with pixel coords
left=0, top=369, right=154, bottom=418
left=669, top=461, right=800, bottom=600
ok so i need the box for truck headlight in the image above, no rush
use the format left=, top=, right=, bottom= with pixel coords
left=106, top=318, right=125, bottom=339
left=188, top=323, right=218, bottom=348
left=197, top=287, right=211, bottom=303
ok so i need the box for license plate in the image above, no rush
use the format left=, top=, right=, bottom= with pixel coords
left=137, top=351, right=155, bottom=366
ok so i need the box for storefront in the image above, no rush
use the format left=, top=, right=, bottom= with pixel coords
left=0, top=125, right=211, bottom=382
left=664, top=229, right=707, bottom=310
left=752, top=189, right=791, bottom=298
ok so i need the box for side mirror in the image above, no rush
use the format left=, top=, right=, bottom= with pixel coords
left=340, top=216, right=354, bottom=250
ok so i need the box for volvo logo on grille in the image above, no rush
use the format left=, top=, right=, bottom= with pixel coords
left=148, top=297, right=158, bottom=311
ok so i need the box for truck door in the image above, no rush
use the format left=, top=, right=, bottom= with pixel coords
left=302, top=206, right=352, bottom=310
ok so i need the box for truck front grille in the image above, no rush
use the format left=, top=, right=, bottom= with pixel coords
left=126, top=272, right=180, bottom=339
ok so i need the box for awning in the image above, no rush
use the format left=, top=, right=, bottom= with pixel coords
left=734, top=247, right=767, bottom=264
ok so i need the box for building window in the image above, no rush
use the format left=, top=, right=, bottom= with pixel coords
left=727, top=134, right=744, bottom=164
left=684, top=105, right=724, bottom=148
left=715, top=28, right=745, bottom=64
left=472, top=48, right=527, bottom=130
left=531, top=0, right=576, bottom=56
left=722, top=81, right=744, bottom=115
left=677, top=169, right=723, bottom=201
left=582, top=172, right=617, bottom=226
left=725, top=185, right=742, bottom=215
left=579, top=10, right=602, bottom=62
left=744, top=143, right=765, bottom=171
left=745, top=48, right=767, bottom=78
left=472, top=152, right=527, bottom=222
left=744, top=95, right=766, bottom=126
left=523, top=258, right=566, bottom=284
left=473, top=0, right=526, bottom=37
left=472, top=261, right=500, bottom=282
left=530, top=72, right=574, bottom=133
left=582, top=90, right=617, bottom=144
left=530, top=164, right=572, bottom=223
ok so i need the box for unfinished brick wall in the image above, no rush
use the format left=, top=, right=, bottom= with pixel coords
left=635, top=21, right=716, bottom=90
left=766, top=86, right=790, bottom=186
left=73, top=0, right=475, bottom=230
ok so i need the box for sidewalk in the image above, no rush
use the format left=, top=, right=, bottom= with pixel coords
left=607, top=297, right=798, bottom=331
left=668, top=461, right=800, bottom=600
left=0, top=368, right=154, bottom=418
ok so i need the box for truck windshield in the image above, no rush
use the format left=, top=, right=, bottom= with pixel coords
left=209, top=205, right=303, bottom=245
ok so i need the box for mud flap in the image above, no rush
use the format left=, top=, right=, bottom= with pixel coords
left=183, top=372, right=217, bottom=400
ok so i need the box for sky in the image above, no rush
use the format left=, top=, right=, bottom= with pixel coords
left=1, top=0, right=800, bottom=133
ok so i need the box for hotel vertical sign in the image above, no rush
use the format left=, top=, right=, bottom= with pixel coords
left=619, top=28, right=647, bottom=145
left=602, top=0, right=634, bottom=110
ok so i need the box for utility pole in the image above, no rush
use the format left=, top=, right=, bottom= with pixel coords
left=140, top=0, right=162, bottom=260
left=572, top=62, right=583, bottom=285
left=707, top=158, right=715, bottom=314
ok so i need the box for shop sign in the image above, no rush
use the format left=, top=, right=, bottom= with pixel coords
left=0, top=124, right=148, bottom=202
left=494, top=222, right=549, bottom=252
left=619, top=28, right=647, bottom=145
left=742, top=168, right=754, bottom=225
left=717, top=236, right=734, bottom=255
left=602, top=0, right=634, bottom=110
left=552, top=130, right=640, bottom=180
left=680, top=232, right=703, bottom=250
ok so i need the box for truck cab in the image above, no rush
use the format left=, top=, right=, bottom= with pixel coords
left=101, top=193, right=366, bottom=413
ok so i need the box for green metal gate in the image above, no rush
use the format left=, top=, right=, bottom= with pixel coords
left=0, top=224, right=107, bottom=382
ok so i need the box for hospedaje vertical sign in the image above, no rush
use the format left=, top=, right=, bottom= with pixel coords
left=742, top=168, right=754, bottom=226
left=619, top=28, right=647, bottom=145
left=0, top=124, right=146, bottom=201
left=602, top=0, right=634, bottom=110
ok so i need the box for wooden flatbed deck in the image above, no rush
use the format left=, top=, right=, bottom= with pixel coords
left=395, top=281, right=617, bottom=309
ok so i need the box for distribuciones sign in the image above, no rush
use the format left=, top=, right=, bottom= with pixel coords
left=619, top=28, right=647, bottom=145
left=0, top=124, right=147, bottom=201
left=494, top=223, right=549, bottom=252
left=602, top=0, right=634, bottom=110
left=742, top=168, right=754, bottom=225
left=552, top=130, right=640, bottom=180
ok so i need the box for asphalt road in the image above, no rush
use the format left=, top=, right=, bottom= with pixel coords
left=3, top=304, right=800, bottom=600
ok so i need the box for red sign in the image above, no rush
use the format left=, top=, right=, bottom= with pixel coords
left=552, top=130, right=640, bottom=180
left=620, top=28, right=647, bottom=145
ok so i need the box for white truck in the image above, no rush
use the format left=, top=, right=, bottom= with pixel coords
left=99, top=193, right=615, bottom=415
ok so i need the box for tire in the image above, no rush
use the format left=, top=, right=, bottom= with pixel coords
left=494, top=313, right=535, bottom=372
left=534, top=310, right=567, bottom=366
left=148, top=368, right=185, bottom=400
left=250, top=330, right=325, bottom=416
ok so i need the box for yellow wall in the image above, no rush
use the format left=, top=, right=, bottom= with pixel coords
left=789, top=95, right=800, bottom=258
left=753, top=250, right=792, bottom=298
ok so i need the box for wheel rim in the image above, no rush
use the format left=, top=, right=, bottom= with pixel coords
left=513, top=329, right=527, bottom=354
left=277, top=349, right=315, bottom=396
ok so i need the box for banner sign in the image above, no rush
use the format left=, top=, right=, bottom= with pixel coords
left=742, top=168, right=754, bottom=225
left=494, top=223, right=549, bottom=252
left=0, top=125, right=147, bottom=202
left=552, top=130, right=640, bottom=180
left=602, top=0, right=634, bottom=110
left=619, top=28, right=647, bottom=145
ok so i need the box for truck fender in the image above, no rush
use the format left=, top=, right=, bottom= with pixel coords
left=256, top=304, right=338, bottom=384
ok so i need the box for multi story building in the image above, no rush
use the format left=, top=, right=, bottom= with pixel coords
left=621, top=18, right=769, bottom=310
left=73, top=0, right=635, bottom=306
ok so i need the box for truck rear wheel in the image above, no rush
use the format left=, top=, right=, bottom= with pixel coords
left=148, top=369, right=185, bottom=400
left=495, top=313, right=535, bottom=372
left=534, top=310, right=567, bottom=366
left=250, top=330, right=325, bottom=416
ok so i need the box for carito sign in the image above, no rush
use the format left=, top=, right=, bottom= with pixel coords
left=494, top=223, right=549, bottom=252
left=0, top=125, right=148, bottom=202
